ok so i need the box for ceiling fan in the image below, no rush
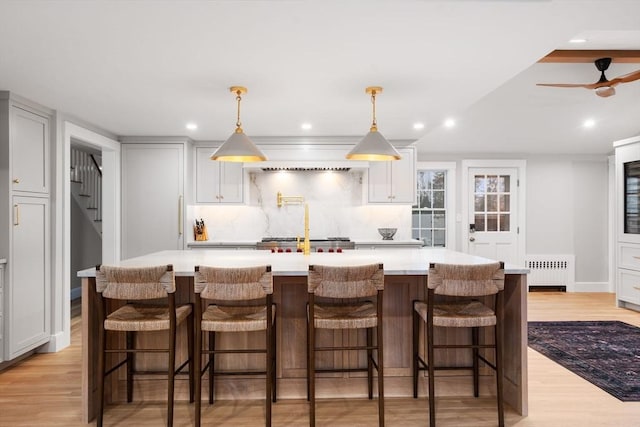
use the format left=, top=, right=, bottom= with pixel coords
left=537, top=57, right=640, bottom=97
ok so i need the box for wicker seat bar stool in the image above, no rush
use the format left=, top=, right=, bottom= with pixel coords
left=95, top=264, right=194, bottom=427
left=412, top=261, right=505, bottom=427
left=307, top=263, right=385, bottom=427
left=193, top=265, right=276, bottom=427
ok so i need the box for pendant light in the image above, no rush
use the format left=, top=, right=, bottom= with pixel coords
left=346, top=86, right=401, bottom=161
left=211, top=86, right=267, bottom=162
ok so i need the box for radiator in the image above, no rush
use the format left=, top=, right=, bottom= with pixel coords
left=524, top=254, right=575, bottom=291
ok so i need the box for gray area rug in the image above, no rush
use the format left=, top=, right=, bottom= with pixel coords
left=528, top=320, right=640, bottom=401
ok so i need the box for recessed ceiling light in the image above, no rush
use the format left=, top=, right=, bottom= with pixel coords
left=583, top=119, right=596, bottom=128
left=569, top=38, right=587, bottom=44
left=301, top=123, right=312, bottom=130
left=444, top=118, right=456, bottom=128
left=186, top=122, right=198, bottom=131
left=413, top=123, right=425, bottom=130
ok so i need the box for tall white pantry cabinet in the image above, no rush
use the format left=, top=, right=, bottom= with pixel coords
left=0, top=92, right=52, bottom=362
left=120, top=138, right=191, bottom=259
left=615, top=135, right=640, bottom=311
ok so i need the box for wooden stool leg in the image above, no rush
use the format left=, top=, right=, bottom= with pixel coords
left=272, top=314, right=277, bottom=403
left=187, top=313, right=195, bottom=403
left=126, top=331, right=134, bottom=403
left=367, top=328, right=373, bottom=399
left=266, top=301, right=273, bottom=427
left=306, top=306, right=310, bottom=402
left=427, top=318, right=436, bottom=427
left=209, top=332, right=215, bottom=404
left=376, top=315, right=384, bottom=427
left=472, top=327, right=479, bottom=398
left=495, top=320, right=505, bottom=427
left=308, top=299, right=316, bottom=427
left=195, top=312, right=202, bottom=427
left=97, top=324, right=106, bottom=427
left=167, top=322, right=176, bottom=427
left=412, top=305, right=419, bottom=398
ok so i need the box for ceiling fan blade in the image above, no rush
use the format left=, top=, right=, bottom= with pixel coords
left=536, top=83, right=593, bottom=88
left=607, top=69, right=640, bottom=85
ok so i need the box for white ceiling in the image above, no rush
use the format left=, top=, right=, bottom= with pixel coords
left=1, top=0, right=640, bottom=156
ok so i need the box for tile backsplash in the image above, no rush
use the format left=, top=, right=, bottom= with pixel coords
left=188, top=169, right=412, bottom=241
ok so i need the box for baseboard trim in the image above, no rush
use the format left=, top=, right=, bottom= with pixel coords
left=38, top=331, right=70, bottom=353
left=573, top=282, right=611, bottom=292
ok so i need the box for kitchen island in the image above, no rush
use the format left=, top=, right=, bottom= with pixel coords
left=79, top=248, right=528, bottom=423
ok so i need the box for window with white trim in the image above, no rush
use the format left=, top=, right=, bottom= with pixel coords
left=412, top=170, right=447, bottom=247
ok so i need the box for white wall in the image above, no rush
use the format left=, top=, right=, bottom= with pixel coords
left=572, top=159, right=609, bottom=283
left=419, top=152, right=610, bottom=287
left=526, top=159, right=574, bottom=254
left=527, top=157, right=609, bottom=283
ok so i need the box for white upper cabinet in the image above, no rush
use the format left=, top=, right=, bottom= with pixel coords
left=11, top=105, right=50, bottom=194
left=195, top=146, right=244, bottom=204
left=367, top=147, right=416, bottom=204
left=614, top=135, right=640, bottom=310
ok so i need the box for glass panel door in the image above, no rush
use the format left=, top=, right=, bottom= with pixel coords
left=624, top=161, right=640, bottom=234
left=473, top=174, right=510, bottom=232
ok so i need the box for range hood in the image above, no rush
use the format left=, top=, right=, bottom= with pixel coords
left=248, top=160, right=362, bottom=171
left=242, top=146, right=369, bottom=171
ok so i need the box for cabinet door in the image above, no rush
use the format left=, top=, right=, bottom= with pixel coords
left=390, top=148, right=416, bottom=203
left=121, top=144, right=184, bottom=259
left=9, top=196, right=50, bottom=359
left=11, top=106, right=49, bottom=194
left=195, top=147, right=244, bottom=204
left=617, top=268, right=640, bottom=305
left=195, top=146, right=221, bottom=203
left=367, top=147, right=416, bottom=204
left=218, top=162, right=244, bottom=203
left=368, top=161, right=392, bottom=202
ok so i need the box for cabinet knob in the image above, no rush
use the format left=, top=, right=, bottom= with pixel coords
left=13, top=178, right=19, bottom=184
left=219, top=195, right=224, bottom=200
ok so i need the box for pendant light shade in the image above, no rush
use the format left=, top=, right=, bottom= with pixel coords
left=211, top=86, right=267, bottom=162
left=346, top=86, right=401, bottom=161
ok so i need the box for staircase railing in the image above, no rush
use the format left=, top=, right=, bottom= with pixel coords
left=71, top=147, right=102, bottom=229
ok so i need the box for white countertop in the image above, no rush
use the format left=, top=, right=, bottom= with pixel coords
left=187, top=241, right=259, bottom=247
left=78, top=248, right=528, bottom=277
left=187, top=240, right=423, bottom=247
left=354, top=239, right=423, bottom=245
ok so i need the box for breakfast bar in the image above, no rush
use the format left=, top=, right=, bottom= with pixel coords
left=79, top=248, right=528, bottom=423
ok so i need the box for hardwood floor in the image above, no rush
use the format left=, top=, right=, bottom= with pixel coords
left=1, top=292, right=639, bottom=426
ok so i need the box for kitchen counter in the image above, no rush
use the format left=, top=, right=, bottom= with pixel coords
left=353, top=239, right=424, bottom=248
left=78, top=248, right=528, bottom=277
left=186, top=240, right=258, bottom=249
left=183, top=239, right=429, bottom=250
left=79, top=248, right=528, bottom=423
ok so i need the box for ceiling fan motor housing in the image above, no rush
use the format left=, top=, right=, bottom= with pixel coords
left=595, top=57, right=612, bottom=72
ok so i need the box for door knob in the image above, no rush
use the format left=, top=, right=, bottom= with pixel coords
left=469, top=236, right=475, bottom=242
